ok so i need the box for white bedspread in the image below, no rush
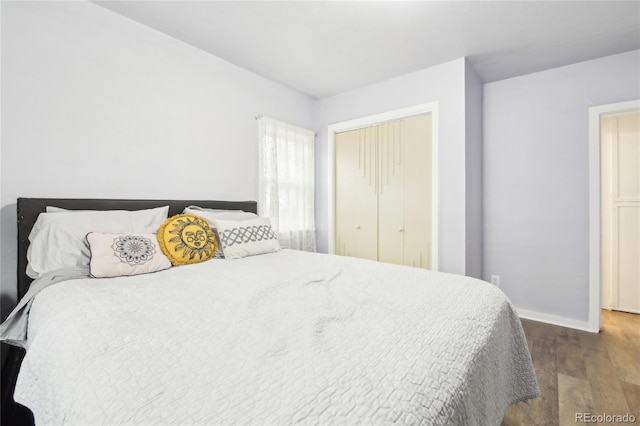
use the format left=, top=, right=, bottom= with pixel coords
left=15, top=250, right=538, bottom=425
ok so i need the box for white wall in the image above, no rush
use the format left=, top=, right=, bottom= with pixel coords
left=464, top=59, right=483, bottom=279
left=483, top=50, right=640, bottom=325
left=315, top=58, right=468, bottom=275
left=0, top=1, right=315, bottom=317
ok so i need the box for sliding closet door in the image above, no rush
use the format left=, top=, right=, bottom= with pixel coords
left=402, top=114, right=432, bottom=269
left=377, top=121, right=405, bottom=265
left=335, top=114, right=432, bottom=269
left=335, top=127, right=378, bottom=260
left=377, top=115, right=432, bottom=268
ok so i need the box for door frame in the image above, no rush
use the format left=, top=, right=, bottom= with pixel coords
left=327, top=102, right=439, bottom=271
left=588, top=99, right=640, bottom=332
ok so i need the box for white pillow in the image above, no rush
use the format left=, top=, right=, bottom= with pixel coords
left=183, top=207, right=258, bottom=258
left=27, top=206, right=169, bottom=278
left=183, top=206, right=258, bottom=224
left=87, top=233, right=171, bottom=278
left=216, top=217, right=280, bottom=259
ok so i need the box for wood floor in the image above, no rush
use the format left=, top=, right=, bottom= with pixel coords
left=502, top=310, right=640, bottom=426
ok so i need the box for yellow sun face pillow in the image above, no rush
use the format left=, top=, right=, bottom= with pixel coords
left=157, top=214, right=218, bottom=265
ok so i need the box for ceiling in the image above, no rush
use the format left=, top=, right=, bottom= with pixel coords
left=95, top=1, right=640, bottom=99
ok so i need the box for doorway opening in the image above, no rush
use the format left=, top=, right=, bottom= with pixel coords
left=600, top=110, right=640, bottom=314
left=589, top=100, right=640, bottom=332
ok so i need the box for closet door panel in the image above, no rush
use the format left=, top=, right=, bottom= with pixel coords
left=335, top=129, right=358, bottom=257
left=377, top=122, right=405, bottom=265
left=353, top=127, right=379, bottom=260
left=335, top=128, right=378, bottom=261
left=402, top=114, right=432, bottom=269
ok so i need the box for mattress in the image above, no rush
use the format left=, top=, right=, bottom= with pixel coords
left=15, top=249, right=538, bottom=425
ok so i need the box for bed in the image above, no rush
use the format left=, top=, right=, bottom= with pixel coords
left=1, top=197, right=538, bottom=425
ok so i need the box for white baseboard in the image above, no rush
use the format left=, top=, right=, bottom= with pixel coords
left=515, top=308, right=599, bottom=333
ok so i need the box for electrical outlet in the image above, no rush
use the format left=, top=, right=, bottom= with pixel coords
left=491, top=275, right=500, bottom=288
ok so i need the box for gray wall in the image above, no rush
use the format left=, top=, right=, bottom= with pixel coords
left=464, top=59, right=483, bottom=279
left=0, top=1, right=315, bottom=319
left=482, top=50, right=640, bottom=323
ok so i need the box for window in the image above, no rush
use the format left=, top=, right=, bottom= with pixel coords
left=258, top=116, right=316, bottom=251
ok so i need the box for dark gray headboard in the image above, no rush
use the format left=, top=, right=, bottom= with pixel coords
left=16, top=198, right=257, bottom=299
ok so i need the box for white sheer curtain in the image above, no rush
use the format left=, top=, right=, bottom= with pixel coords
left=258, top=116, right=316, bottom=251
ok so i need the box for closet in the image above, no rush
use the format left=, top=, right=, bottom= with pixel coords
left=334, top=114, right=432, bottom=269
